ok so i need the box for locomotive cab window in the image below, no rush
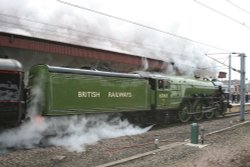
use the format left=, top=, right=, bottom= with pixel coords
left=158, top=80, right=171, bottom=90
left=158, top=80, right=164, bottom=89
left=158, top=80, right=171, bottom=89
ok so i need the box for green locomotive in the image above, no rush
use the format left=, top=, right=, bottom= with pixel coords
left=27, top=64, right=227, bottom=123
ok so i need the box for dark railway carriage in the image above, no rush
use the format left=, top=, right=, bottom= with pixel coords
left=0, top=59, right=26, bottom=126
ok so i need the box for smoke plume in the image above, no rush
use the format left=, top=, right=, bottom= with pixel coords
left=0, top=0, right=219, bottom=77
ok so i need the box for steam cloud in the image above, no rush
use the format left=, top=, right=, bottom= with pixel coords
left=46, top=115, right=152, bottom=152
left=0, top=0, right=218, bottom=77
left=0, top=84, right=152, bottom=153
left=0, top=115, right=151, bottom=153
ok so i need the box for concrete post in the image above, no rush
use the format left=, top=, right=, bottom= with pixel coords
left=191, top=123, right=199, bottom=144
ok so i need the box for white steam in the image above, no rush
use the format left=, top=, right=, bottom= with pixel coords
left=0, top=0, right=219, bottom=77
left=45, top=115, right=152, bottom=152
left=0, top=81, right=152, bottom=153
left=26, top=85, right=43, bottom=118
left=0, top=115, right=151, bottom=153
left=0, top=120, right=48, bottom=150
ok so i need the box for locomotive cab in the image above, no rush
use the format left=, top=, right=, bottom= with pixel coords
left=156, top=79, right=171, bottom=108
left=147, top=74, right=182, bottom=111
left=155, top=79, right=181, bottom=109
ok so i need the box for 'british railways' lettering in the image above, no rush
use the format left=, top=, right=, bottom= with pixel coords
left=78, top=91, right=101, bottom=98
left=78, top=91, right=132, bottom=98
left=108, top=92, right=132, bottom=98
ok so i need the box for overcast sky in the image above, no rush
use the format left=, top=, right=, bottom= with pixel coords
left=0, top=0, right=249, bottom=80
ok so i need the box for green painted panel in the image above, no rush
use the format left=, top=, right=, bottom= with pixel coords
left=28, top=65, right=153, bottom=116
left=156, top=90, right=170, bottom=109
left=28, top=65, right=50, bottom=115
left=49, top=73, right=150, bottom=114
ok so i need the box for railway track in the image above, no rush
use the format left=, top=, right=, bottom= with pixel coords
left=151, top=103, right=250, bottom=130
left=95, top=120, right=250, bottom=167
left=1, top=104, right=249, bottom=167
left=94, top=103, right=250, bottom=167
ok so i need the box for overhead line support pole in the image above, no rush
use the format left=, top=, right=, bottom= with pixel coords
left=228, top=54, right=231, bottom=103
left=240, top=53, right=246, bottom=121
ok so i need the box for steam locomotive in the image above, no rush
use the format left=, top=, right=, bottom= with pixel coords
left=0, top=58, right=228, bottom=126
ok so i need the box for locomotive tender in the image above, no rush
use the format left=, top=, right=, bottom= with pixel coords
left=0, top=58, right=227, bottom=126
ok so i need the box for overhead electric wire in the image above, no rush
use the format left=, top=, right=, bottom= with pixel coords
left=206, top=52, right=246, bottom=58
left=194, top=0, right=250, bottom=29
left=205, top=53, right=240, bottom=72
left=57, top=0, right=229, bottom=52
left=226, top=0, right=250, bottom=15
left=197, top=65, right=227, bottom=69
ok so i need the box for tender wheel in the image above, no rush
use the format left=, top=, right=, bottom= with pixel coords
left=193, top=100, right=204, bottom=121
left=178, top=101, right=191, bottom=123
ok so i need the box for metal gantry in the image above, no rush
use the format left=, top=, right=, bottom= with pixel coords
left=205, top=52, right=247, bottom=121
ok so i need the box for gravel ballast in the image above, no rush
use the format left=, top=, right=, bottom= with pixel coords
left=0, top=113, right=249, bottom=167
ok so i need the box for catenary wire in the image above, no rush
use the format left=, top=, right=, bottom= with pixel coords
left=194, top=0, right=250, bottom=29
left=226, top=0, right=250, bottom=15
left=57, top=0, right=229, bottom=52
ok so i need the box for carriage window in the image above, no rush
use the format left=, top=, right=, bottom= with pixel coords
left=0, top=73, right=20, bottom=100
left=158, top=80, right=164, bottom=89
